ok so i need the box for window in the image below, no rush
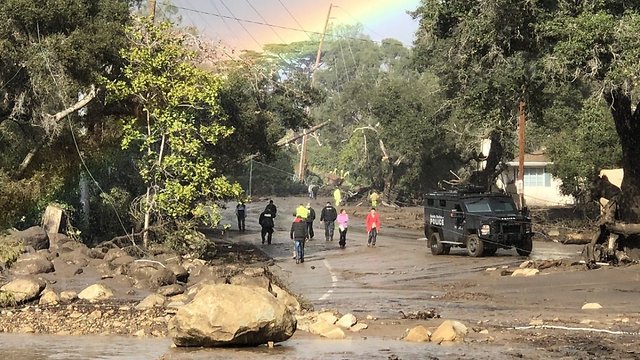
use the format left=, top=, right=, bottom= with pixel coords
left=439, top=200, right=446, bottom=207
left=524, top=167, right=551, bottom=187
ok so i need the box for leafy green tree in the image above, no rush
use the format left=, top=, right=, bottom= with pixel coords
left=105, top=17, right=242, bottom=250
left=411, top=0, right=550, bottom=188
left=537, top=2, right=640, bottom=222
left=546, top=99, right=622, bottom=196
left=0, top=0, right=134, bottom=228
left=412, top=0, right=640, bottom=223
left=302, top=31, right=448, bottom=200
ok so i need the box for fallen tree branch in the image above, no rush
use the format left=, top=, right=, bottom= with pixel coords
left=605, top=222, right=640, bottom=236
left=275, top=121, right=330, bottom=147
left=45, top=85, right=98, bottom=122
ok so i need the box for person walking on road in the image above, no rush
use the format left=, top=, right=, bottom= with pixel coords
left=337, top=208, right=349, bottom=249
left=333, top=188, right=342, bottom=207
left=290, top=215, right=308, bottom=264
left=305, top=203, right=316, bottom=240
left=259, top=209, right=275, bottom=245
left=265, top=199, right=277, bottom=218
left=320, top=201, right=338, bottom=241
left=235, top=201, right=246, bottom=232
left=308, top=184, right=319, bottom=199
left=365, top=207, right=381, bottom=247
left=295, top=203, right=309, bottom=220
left=369, top=190, right=380, bottom=208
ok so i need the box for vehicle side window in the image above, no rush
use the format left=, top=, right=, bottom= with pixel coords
left=439, top=200, right=446, bottom=207
left=427, top=199, right=434, bottom=206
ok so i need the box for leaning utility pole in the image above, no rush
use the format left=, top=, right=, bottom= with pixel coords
left=298, top=3, right=333, bottom=182
left=517, top=100, right=526, bottom=209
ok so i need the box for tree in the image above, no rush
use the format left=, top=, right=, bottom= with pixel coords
left=0, top=0, right=134, bottom=228
left=411, top=0, right=562, bottom=189
left=537, top=2, right=640, bottom=223
left=303, top=31, right=449, bottom=200
left=105, top=17, right=242, bottom=250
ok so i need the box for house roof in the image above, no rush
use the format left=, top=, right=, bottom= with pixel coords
left=506, top=151, right=550, bottom=166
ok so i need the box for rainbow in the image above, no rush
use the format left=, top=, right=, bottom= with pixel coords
left=170, top=0, right=421, bottom=51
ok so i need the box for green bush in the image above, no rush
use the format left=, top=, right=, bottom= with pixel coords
left=0, top=291, right=16, bottom=308
left=0, top=237, right=23, bottom=269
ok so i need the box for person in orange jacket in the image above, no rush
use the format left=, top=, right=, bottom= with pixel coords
left=365, top=207, right=381, bottom=247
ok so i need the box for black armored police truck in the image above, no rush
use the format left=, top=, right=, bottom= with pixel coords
left=423, top=187, right=533, bottom=257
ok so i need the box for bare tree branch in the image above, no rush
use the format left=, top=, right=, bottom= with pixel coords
left=44, top=85, right=98, bottom=122
left=275, top=121, right=330, bottom=147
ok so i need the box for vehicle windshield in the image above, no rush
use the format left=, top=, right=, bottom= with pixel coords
left=463, top=197, right=517, bottom=213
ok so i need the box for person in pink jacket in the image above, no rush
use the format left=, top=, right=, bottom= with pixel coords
left=365, top=207, right=381, bottom=247
left=337, top=209, right=349, bottom=249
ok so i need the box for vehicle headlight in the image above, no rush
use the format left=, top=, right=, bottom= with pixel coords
left=480, top=224, right=491, bottom=235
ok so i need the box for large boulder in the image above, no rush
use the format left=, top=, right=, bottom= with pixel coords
left=104, top=248, right=128, bottom=263
left=0, top=277, right=46, bottom=303
left=157, top=284, right=185, bottom=296
left=308, top=320, right=346, bottom=339
left=404, top=325, right=431, bottom=342
left=271, top=284, right=301, bottom=313
left=127, top=261, right=176, bottom=288
left=39, top=288, right=60, bottom=305
left=136, top=293, right=166, bottom=310
left=47, top=233, right=71, bottom=250
left=7, top=226, right=50, bottom=250
left=430, top=320, right=468, bottom=344
left=168, top=284, right=296, bottom=347
left=165, top=262, right=189, bottom=283
left=11, top=253, right=55, bottom=275
left=78, top=284, right=114, bottom=302
left=229, top=273, right=271, bottom=291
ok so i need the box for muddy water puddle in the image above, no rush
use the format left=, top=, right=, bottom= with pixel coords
left=0, top=333, right=537, bottom=360
left=0, top=333, right=170, bottom=360
left=162, top=337, right=527, bottom=360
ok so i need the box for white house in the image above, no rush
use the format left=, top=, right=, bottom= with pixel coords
left=500, top=152, right=575, bottom=207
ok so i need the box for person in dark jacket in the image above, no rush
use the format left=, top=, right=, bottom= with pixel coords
left=265, top=200, right=277, bottom=218
left=305, top=203, right=316, bottom=240
left=235, top=201, right=246, bottom=232
left=259, top=210, right=275, bottom=244
left=320, top=201, right=338, bottom=241
left=290, top=215, right=308, bottom=263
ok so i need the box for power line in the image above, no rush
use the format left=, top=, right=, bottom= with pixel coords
left=158, top=1, right=381, bottom=46
left=276, top=0, right=312, bottom=40
left=217, top=0, right=262, bottom=49
left=207, top=0, right=243, bottom=47
left=243, top=0, right=287, bottom=44
left=160, top=1, right=321, bottom=38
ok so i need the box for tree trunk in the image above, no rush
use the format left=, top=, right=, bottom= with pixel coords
left=468, top=131, right=504, bottom=190
left=604, top=89, right=640, bottom=223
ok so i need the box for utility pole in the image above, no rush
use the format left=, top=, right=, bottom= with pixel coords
left=517, top=100, right=526, bottom=209
left=298, top=3, right=333, bottom=182
left=248, top=159, right=253, bottom=198
left=149, top=0, right=157, bottom=22
left=312, top=4, right=333, bottom=86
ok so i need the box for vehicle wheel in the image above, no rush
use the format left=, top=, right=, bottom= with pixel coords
left=484, top=247, right=497, bottom=256
left=429, top=232, right=446, bottom=255
left=466, top=234, right=484, bottom=257
left=516, top=236, right=533, bottom=256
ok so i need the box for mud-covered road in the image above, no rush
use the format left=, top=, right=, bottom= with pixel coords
left=3, top=195, right=637, bottom=360
left=167, top=195, right=640, bottom=360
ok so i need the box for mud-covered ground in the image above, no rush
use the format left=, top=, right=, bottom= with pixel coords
left=1, top=195, right=639, bottom=360
left=207, top=195, right=640, bottom=360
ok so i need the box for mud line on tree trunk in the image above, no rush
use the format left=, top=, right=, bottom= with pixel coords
left=318, top=259, right=339, bottom=301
